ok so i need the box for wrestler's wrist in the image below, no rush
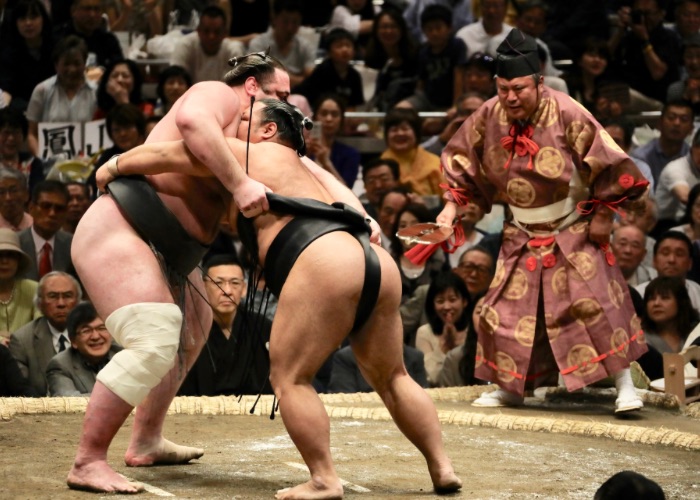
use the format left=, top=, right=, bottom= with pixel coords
left=106, top=154, right=121, bottom=178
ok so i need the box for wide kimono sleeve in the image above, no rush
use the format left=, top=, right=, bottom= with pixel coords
left=440, top=100, right=499, bottom=214
left=561, top=95, right=649, bottom=214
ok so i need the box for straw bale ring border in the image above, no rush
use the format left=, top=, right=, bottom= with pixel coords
left=1, top=387, right=699, bottom=451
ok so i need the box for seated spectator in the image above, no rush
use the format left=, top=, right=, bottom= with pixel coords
left=0, top=109, right=45, bottom=195
left=377, top=186, right=412, bottom=248
left=461, top=52, right=497, bottom=98
left=563, top=36, right=612, bottom=113
left=638, top=276, right=700, bottom=380
left=671, top=183, right=700, bottom=241
left=364, top=6, right=419, bottom=111
left=9, top=271, right=81, bottom=395
left=636, top=230, right=700, bottom=311
left=152, top=65, right=192, bottom=118
left=304, top=94, right=361, bottom=188
left=666, top=34, right=700, bottom=114
left=327, top=0, right=376, bottom=57
left=612, top=224, right=657, bottom=286
left=62, top=182, right=91, bottom=234
left=672, top=0, right=700, bottom=44
left=52, top=0, right=124, bottom=69
left=608, top=0, right=682, bottom=102
left=455, top=0, right=512, bottom=58
left=402, top=4, right=467, bottom=112
left=169, top=5, right=244, bottom=84
left=631, top=100, right=694, bottom=187
left=248, top=0, right=316, bottom=88
left=361, top=157, right=400, bottom=219
left=564, top=37, right=662, bottom=120
left=46, top=301, right=120, bottom=396
left=437, top=296, right=487, bottom=387
left=0, top=168, right=33, bottom=232
left=93, top=59, right=154, bottom=119
left=328, top=343, right=428, bottom=393
left=380, top=107, right=442, bottom=197
left=656, top=127, right=700, bottom=223
left=415, top=271, right=471, bottom=386
left=0, top=228, right=39, bottom=345
left=0, top=0, right=55, bottom=113
left=390, top=203, right=447, bottom=302
left=25, top=35, right=97, bottom=158
left=0, top=343, right=36, bottom=396
left=89, top=104, right=147, bottom=198
left=293, top=29, right=365, bottom=110
left=452, top=245, right=496, bottom=301
left=19, top=181, right=73, bottom=281
left=421, top=92, right=488, bottom=157
left=603, top=118, right=655, bottom=191
left=179, top=254, right=272, bottom=396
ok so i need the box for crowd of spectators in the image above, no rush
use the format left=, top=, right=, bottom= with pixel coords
left=1, top=0, right=700, bottom=401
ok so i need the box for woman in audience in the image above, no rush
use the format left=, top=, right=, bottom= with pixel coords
left=89, top=103, right=146, bottom=197
left=25, top=35, right=97, bottom=157
left=305, top=93, right=361, bottom=188
left=0, top=228, right=39, bottom=347
left=380, top=106, right=442, bottom=197
left=638, top=276, right=700, bottom=380
left=0, top=109, right=45, bottom=194
left=364, top=7, right=418, bottom=111
left=153, top=65, right=192, bottom=118
left=438, top=295, right=488, bottom=387
left=415, top=271, right=471, bottom=386
left=0, top=0, right=55, bottom=112
left=564, top=37, right=612, bottom=114
left=389, top=203, right=447, bottom=301
left=94, top=59, right=153, bottom=119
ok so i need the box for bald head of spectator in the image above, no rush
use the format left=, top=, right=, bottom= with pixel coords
left=612, top=224, right=648, bottom=280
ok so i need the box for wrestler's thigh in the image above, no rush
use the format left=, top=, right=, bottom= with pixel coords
left=349, top=245, right=407, bottom=380
left=269, top=232, right=366, bottom=383
left=72, top=196, right=175, bottom=318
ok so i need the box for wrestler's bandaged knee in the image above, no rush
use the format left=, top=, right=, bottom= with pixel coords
left=97, top=303, right=182, bottom=407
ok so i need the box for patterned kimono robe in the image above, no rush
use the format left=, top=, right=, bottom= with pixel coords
left=441, top=87, right=649, bottom=395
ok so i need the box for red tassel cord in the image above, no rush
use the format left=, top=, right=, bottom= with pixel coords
left=501, top=123, right=539, bottom=170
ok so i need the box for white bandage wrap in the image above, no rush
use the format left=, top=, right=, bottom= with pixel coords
left=97, top=303, right=182, bottom=407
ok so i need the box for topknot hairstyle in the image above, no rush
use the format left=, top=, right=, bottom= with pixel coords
left=258, top=98, right=311, bottom=156
left=223, top=47, right=286, bottom=87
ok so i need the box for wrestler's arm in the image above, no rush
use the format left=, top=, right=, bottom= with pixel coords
left=175, top=82, right=270, bottom=215
left=96, top=141, right=211, bottom=190
left=301, top=156, right=381, bottom=244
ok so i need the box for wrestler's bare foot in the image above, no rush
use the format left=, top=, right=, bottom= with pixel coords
left=125, top=437, right=203, bottom=467
left=275, top=478, right=344, bottom=500
left=67, top=460, right=144, bottom=493
left=430, top=462, right=463, bottom=494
